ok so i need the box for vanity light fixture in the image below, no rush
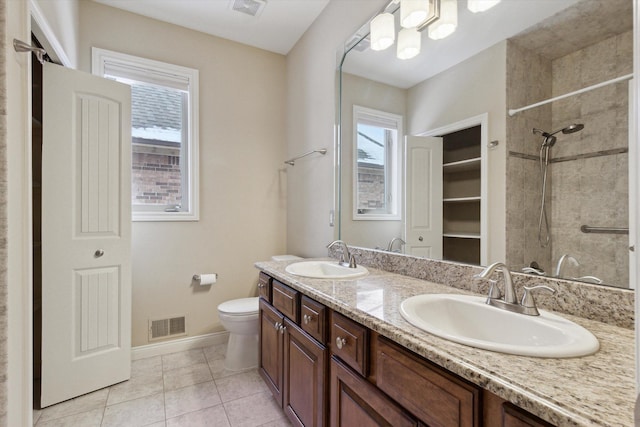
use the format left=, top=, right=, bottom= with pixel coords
left=428, top=0, right=457, bottom=40
left=370, top=12, right=395, bottom=51
left=400, top=0, right=430, bottom=28
left=397, top=27, right=421, bottom=60
left=467, top=0, right=501, bottom=13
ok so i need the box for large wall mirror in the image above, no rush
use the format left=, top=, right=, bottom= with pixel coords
left=337, top=0, right=634, bottom=289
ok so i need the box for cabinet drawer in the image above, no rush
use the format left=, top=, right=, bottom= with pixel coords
left=272, top=280, right=300, bottom=323
left=376, top=336, right=480, bottom=427
left=503, top=403, right=553, bottom=427
left=301, top=296, right=327, bottom=343
left=330, top=311, right=369, bottom=376
left=258, top=272, right=272, bottom=302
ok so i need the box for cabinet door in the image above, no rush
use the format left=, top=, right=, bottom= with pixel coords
left=283, top=319, right=327, bottom=427
left=330, top=357, right=417, bottom=427
left=259, top=299, right=284, bottom=406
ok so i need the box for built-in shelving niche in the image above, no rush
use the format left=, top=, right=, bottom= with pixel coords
left=441, top=126, right=481, bottom=265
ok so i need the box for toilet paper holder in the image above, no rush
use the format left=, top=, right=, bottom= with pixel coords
left=193, top=273, right=217, bottom=285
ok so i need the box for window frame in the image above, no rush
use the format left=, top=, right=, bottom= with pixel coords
left=92, top=47, right=199, bottom=221
left=352, top=105, right=402, bottom=221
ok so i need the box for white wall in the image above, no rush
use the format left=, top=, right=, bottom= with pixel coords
left=407, top=41, right=507, bottom=263
left=78, top=1, right=287, bottom=346
left=285, top=0, right=387, bottom=257
left=31, top=0, right=79, bottom=68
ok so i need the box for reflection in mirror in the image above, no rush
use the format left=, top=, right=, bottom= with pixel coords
left=337, top=0, right=633, bottom=289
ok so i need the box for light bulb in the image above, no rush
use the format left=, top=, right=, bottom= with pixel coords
left=370, top=13, right=395, bottom=51
left=467, top=0, right=501, bottom=13
left=401, top=0, right=430, bottom=28
left=428, top=0, right=457, bottom=40
left=397, top=27, right=421, bottom=60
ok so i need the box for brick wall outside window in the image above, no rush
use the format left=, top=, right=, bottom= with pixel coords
left=132, top=152, right=182, bottom=205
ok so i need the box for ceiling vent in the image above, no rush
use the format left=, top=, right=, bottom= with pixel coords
left=230, top=0, right=267, bottom=17
left=346, top=35, right=370, bottom=53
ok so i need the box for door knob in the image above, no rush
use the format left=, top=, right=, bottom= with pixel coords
left=94, top=249, right=105, bottom=258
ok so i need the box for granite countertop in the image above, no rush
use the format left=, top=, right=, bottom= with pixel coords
left=255, top=259, right=636, bottom=427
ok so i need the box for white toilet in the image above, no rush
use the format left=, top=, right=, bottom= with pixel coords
left=217, top=297, right=260, bottom=371
left=217, top=255, right=301, bottom=371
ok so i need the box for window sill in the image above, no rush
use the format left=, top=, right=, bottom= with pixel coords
left=133, top=211, right=199, bottom=222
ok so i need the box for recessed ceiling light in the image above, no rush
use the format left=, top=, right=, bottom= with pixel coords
left=230, top=0, right=267, bottom=17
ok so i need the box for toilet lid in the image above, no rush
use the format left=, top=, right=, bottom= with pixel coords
left=218, top=297, right=259, bottom=315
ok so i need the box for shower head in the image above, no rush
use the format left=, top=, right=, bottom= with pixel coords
left=532, top=123, right=584, bottom=147
left=561, top=123, right=584, bottom=134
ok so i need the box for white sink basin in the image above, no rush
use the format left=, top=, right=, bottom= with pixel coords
left=400, top=294, right=599, bottom=358
left=285, top=261, right=368, bottom=279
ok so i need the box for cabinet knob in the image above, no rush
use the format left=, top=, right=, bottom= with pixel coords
left=336, top=336, right=347, bottom=349
left=418, top=236, right=424, bottom=242
left=279, top=325, right=286, bottom=335
left=274, top=321, right=281, bottom=330
left=303, top=314, right=313, bottom=324
left=94, top=249, right=105, bottom=258
left=258, top=283, right=265, bottom=288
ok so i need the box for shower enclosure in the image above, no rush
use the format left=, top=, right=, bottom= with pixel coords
left=506, top=21, right=631, bottom=288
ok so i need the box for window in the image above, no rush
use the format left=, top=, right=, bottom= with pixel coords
left=92, top=48, right=199, bottom=221
left=353, top=106, right=402, bottom=220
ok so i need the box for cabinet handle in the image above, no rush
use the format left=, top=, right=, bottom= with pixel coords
left=336, top=336, right=347, bottom=349
left=274, top=321, right=281, bottom=330
left=279, top=325, right=286, bottom=335
left=303, top=314, right=313, bottom=324
left=258, top=283, right=265, bottom=288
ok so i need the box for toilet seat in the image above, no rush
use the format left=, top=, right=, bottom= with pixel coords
left=218, top=297, right=259, bottom=316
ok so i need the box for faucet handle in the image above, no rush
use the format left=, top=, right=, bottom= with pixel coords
left=521, top=285, right=556, bottom=313
left=486, top=279, right=501, bottom=299
left=348, top=254, right=357, bottom=269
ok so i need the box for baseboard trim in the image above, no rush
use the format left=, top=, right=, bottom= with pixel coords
left=132, top=331, right=229, bottom=360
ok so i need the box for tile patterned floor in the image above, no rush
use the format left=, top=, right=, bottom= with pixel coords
left=33, top=343, right=292, bottom=427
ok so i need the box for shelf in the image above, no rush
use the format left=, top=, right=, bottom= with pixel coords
left=443, top=196, right=480, bottom=203
left=443, top=232, right=480, bottom=239
left=443, top=157, right=480, bottom=173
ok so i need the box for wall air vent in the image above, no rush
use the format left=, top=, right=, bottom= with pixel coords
left=149, top=316, right=187, bottom=341
left=230, top=0, right=267, bottom=17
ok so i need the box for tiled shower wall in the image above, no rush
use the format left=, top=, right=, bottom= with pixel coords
left=550, top=31, right=632, bottom=288
left=0, top=0, right=8, bottom=422
left=506, top=31, right=632, bottom=288
left=505, top=40, right=553, bottom=273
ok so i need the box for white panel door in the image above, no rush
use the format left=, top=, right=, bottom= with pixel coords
left=404, top=136, right=443, bottom=258
left=41, top=62, right=132, bottom=407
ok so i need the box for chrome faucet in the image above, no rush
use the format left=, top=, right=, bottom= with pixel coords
left=474, top=262, right=517, bottom=304
left=327, top=240, right=357, bottom=268
left=386, top=237, right=405, bottom=252
left=555, top=254, right=579, bottom=278
left=473, top=262, right=556, bottom=316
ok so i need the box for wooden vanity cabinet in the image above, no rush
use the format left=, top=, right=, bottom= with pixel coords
left=483, top=391, right=554, bottom=427
left=259, top=282, right=327, bottom=427
left=283, top=317, right=328, bottom=427
left=259, top=273, right=556, bottom=427
left=374, top=336, right=480, bottom=427
left=259, top=299, right=284, bottom=406
left=258, top=272, right=272, bottom=302
left=330, top=357, right=417, bottom=427
left=330, top=311, right=369, bottom=376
